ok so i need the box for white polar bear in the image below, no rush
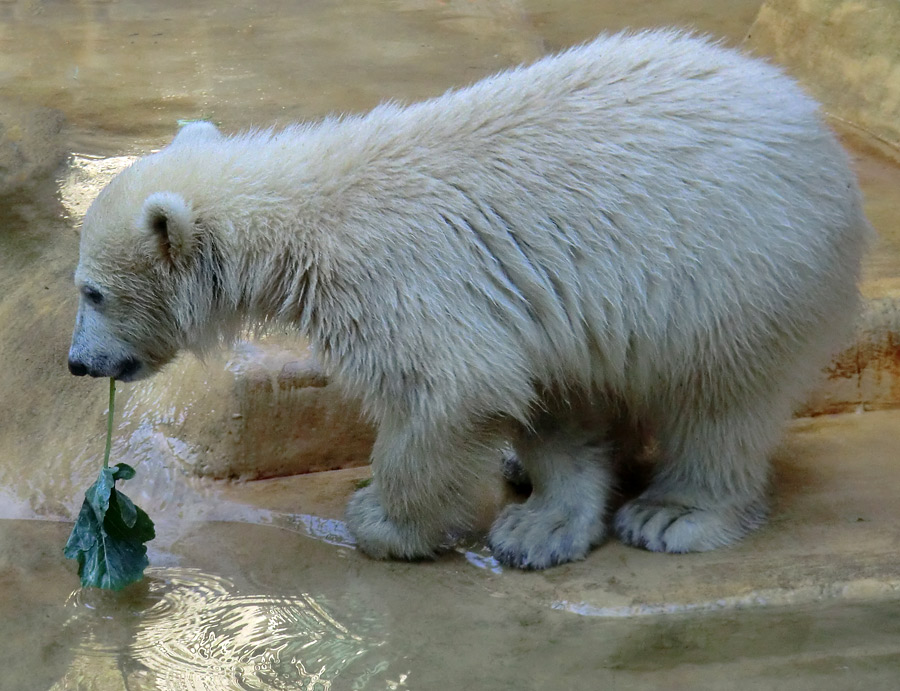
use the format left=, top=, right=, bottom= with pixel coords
left=68, top=30, right=870, bottom=569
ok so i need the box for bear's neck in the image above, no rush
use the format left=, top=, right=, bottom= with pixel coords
left=214, top=211, right=325, bottom=333
left=201, top=135, right=365, bottom=338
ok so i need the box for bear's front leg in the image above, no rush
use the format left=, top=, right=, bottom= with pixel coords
left=489, top=413, right=614, bottom=569
left=346, top=413, right=497, bottom=560
left=345, top=483, right=444, bottom=560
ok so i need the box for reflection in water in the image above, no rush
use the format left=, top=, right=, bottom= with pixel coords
left=277, top=513, right=356, bottom=549
left=54, top=568, right=386, bottom=690
left=458, top=545, right=503, bottom=575
left=59, top=155, right=138, bottom=222
left=552, top=576, right=900, bottom=618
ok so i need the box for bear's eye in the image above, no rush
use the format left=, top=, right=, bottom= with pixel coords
left=82, top=285, right=104, bottom=306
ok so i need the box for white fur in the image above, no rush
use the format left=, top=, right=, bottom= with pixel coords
left=140, top=191, right=196, bottom=262
left=72, top=30, right=870, bottom=568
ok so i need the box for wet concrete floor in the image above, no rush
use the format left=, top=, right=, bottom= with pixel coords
left=1, top=0, right=899, bottom=689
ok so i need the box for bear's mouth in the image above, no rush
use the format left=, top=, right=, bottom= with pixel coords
left=115, top=357, right=144, bottom=381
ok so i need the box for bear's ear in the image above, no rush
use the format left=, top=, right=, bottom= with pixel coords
left=171, top=121, right=222, bottom=148
left=140, top=191, right=196, bottom=265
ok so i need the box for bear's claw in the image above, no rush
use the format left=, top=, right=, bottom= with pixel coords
left=614, top=495, right=768, bottom=553
left=488, top=499, right=606, bottom=570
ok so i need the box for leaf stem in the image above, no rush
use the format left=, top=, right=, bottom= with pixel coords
left=104, top=377, right=116, bottom=469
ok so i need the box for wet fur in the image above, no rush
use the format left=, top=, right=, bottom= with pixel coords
left=72, top=30, right=870, bottom=568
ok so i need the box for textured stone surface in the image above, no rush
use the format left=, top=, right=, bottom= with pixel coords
left=0, top=103, right=65, bottom=196
left=124, top=337, right=376, bottom=480
left=208, top=344, right=376, bottom=479
left=743, top=1, right=900, bottom=414
left=747, top=0, right=900, bottom=152
left=802, top=297, right=900, bottom=415
left=218, top=409, right=900, bottom=615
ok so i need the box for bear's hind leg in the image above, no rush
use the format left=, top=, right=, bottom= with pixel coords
left=614, top=398, right=780, bottom=553
left=346, top=412, right=501, bottom=561
left=489, top=414, right=614, bottom=569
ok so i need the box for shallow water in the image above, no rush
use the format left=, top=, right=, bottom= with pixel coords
left=6, top=518, right=900, bottom=691
left=1, top=0, right=900, bottom=689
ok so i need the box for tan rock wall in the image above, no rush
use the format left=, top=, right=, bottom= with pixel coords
left=747, top=0, right=900, bottom=153
left=123, top=339, right=376, bottom=480
left=801, top=298, right=900, bottom=416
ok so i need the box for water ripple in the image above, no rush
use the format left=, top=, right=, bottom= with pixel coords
left=58, top=567, right=386, bottom=690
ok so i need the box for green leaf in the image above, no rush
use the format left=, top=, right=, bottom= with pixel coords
left=64, top=467, right=156, bottom=590
left=112, top=463, right=136, bottom=482
left=64, top=381, right=156, bottom=590
left=116, top=488, right=138, bottom=527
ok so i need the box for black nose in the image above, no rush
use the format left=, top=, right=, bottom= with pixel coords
left=68, top=358, right=88, bottom=376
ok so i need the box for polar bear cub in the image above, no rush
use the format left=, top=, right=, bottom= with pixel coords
left=68, top=30, right=869, bottom=569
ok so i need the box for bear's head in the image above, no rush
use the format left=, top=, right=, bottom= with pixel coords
left=68, top=122, right=227, bottom=381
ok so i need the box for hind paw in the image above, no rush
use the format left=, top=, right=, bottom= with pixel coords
left=614, top=495, right=767, bottom=553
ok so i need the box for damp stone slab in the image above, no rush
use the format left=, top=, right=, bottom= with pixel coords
left=216, top=408, right=900, bottom=617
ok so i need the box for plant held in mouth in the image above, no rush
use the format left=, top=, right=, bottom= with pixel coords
left=64, top=378, right=155, bottom=590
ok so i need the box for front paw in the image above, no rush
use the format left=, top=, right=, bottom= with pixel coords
left=345, top=484, right=441, bottom=561
left=488, top=499, right=606, bottom=570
